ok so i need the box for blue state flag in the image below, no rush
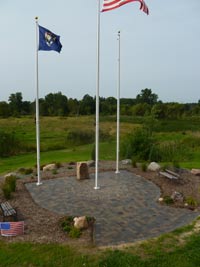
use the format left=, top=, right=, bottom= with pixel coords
left=38, top=25, right=62, bottom=53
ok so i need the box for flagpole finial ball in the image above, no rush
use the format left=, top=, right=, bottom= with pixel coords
left=35, top=16, right=38, bottom=20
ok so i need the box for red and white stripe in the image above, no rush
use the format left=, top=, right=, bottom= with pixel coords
left=102, top=0, right=149, bottom=15
left=1, top=221, right=24, bottom=237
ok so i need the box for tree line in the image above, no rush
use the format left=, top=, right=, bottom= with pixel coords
left=0, top=89, right=200, bottom=119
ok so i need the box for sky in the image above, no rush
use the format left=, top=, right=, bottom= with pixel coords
left=0, top=0, right=200, bottom=103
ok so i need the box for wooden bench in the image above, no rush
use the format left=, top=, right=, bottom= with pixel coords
left=0, top=202, right=17, bottom=222
left=159, top=169, right=180, bottom=180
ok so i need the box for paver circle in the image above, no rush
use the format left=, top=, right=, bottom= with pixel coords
left=26, top=170, right=199, bottom=246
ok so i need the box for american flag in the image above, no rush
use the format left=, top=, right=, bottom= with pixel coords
left=0, top=221, right=24, bottom=236
left=102, top=0, right=149, bottom=15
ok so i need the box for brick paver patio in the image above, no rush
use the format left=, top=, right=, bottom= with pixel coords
left=26, top=170, right=199, bottom=246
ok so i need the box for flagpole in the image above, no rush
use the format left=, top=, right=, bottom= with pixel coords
left=116, top=30, right=121, bottom=174
left=94, top=0, right=100, bottom=190
left=35, top=17, right=42, bottom=186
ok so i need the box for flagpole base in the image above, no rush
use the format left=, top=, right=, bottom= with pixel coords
left=94, top=186, right=100, bottom=190
left=36, top=182, right=42, bottom=186
left=115, top=170, right=120, bottom=174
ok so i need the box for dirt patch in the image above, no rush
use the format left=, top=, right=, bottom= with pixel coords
left=0, top=161, right=200, bottom=245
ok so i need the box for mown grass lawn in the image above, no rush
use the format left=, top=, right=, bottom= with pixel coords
left=0, top=141, right=116, bottom=175
left=0, top=229, right=200, bottom=267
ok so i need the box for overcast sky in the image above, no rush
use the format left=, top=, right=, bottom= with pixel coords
left=0, top=0, right=199, bottom=103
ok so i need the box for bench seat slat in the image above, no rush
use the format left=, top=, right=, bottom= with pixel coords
left=0, top=202, right=17, bottom=221
left=159, top=171, right=178, bottom=180
left=165, top=169, right=180, bottom=178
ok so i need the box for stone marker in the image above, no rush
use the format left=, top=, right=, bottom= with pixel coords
left=74, top=216, right=89, bottom=229
left=77, top=162, right=90, bottom=180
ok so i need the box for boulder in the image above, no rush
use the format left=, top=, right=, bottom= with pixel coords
left=147, top=162, right=161, bottom=172
left=73, top=216, right=88, bottom=230
left=121, top=159, right=132, bottom=165
left=87, top=160, right=95, bottom=167
left=4, top=172, right=18, bottom=178
left=43, top=163, right=57, bottom=171
left=76, top=162, right=90, bottom=180
left=171, top=191, right=184, bottom=203
left=191, top=169, right=200, bottom=176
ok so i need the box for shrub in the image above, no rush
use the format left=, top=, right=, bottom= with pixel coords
left=5, top=175, right=16, bottom=192
left=1, top=175, right=17, bottom=199
left=172, top=161, right=180, bottom=169
left=18, top=168, right=33, bottom=175
left=162, top=163, right=170, bottom=171
left=159, top=141, right=190, bottom=162
left=1, top=183, right=12, bottom=200
left=131, top=157, right=137, bottom=168
left=163, top=196, right=174, bottom=205
left=149, top=144, right=162, bottom=162
left=0, top=131, right=21, bottom=157
left=66, top=129, right=94, bottom=146
left=52, top=169, right=58, bottom=175
left=120, top=128, right=155, bottom=161
left=69, top=227, right=82, bottom=238
left=141, top=162, right=147, bottom=172
left=55, top=162, right=62, bottom=169
left=186, top=196, right=197, bottom=207
left=67, top=166, right=73, bottom=170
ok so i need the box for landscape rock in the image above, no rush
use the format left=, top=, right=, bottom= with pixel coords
left=2, top=172, right=21, bottom=181
left=191, top=169, right=200, bottom=176
left=121, top=159, right=132, bottom=165
left=43, top=164, right=57, bottom=171
left=171, top=191, right=184, bottom=203
left=73, top=216, right=88, bottom=229
left=76, top=162, right=90, bottom=180
left=87, top=160, right=95, bottom=167
left=147, top=162, right=161, bottom=172
left=4, top=172, right=19, bottom=179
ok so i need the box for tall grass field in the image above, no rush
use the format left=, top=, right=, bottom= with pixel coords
left=1, top=115, right=200, bottom=174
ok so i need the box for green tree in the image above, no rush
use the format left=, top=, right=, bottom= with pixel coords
left=8, top=92, right=23, bottom=116
left=165, top=103, right=185, bottom=119
left=68, top=98, right=79, bottom=116
left=131, top=103, right=151, bottom=116
left=151, top=103, right=167, bottom=119
left=100, top=97, right=116, bottom=115
left=136, top=88, right=158, bottom=105
left=0, top=101, right=10, bottom=117
left=44, top=92, right=69, bottom=116
left=79, top=94, right=95, bottom=115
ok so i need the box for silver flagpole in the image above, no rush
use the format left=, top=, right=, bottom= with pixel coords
left=94, top=0, right=100, bottom=190
left=116, top=30, right=121, bottom=174
left=35, top=17, right=42, bottom=185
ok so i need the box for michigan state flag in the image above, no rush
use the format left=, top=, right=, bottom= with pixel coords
left=38, top=25, right=62, bottom=53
